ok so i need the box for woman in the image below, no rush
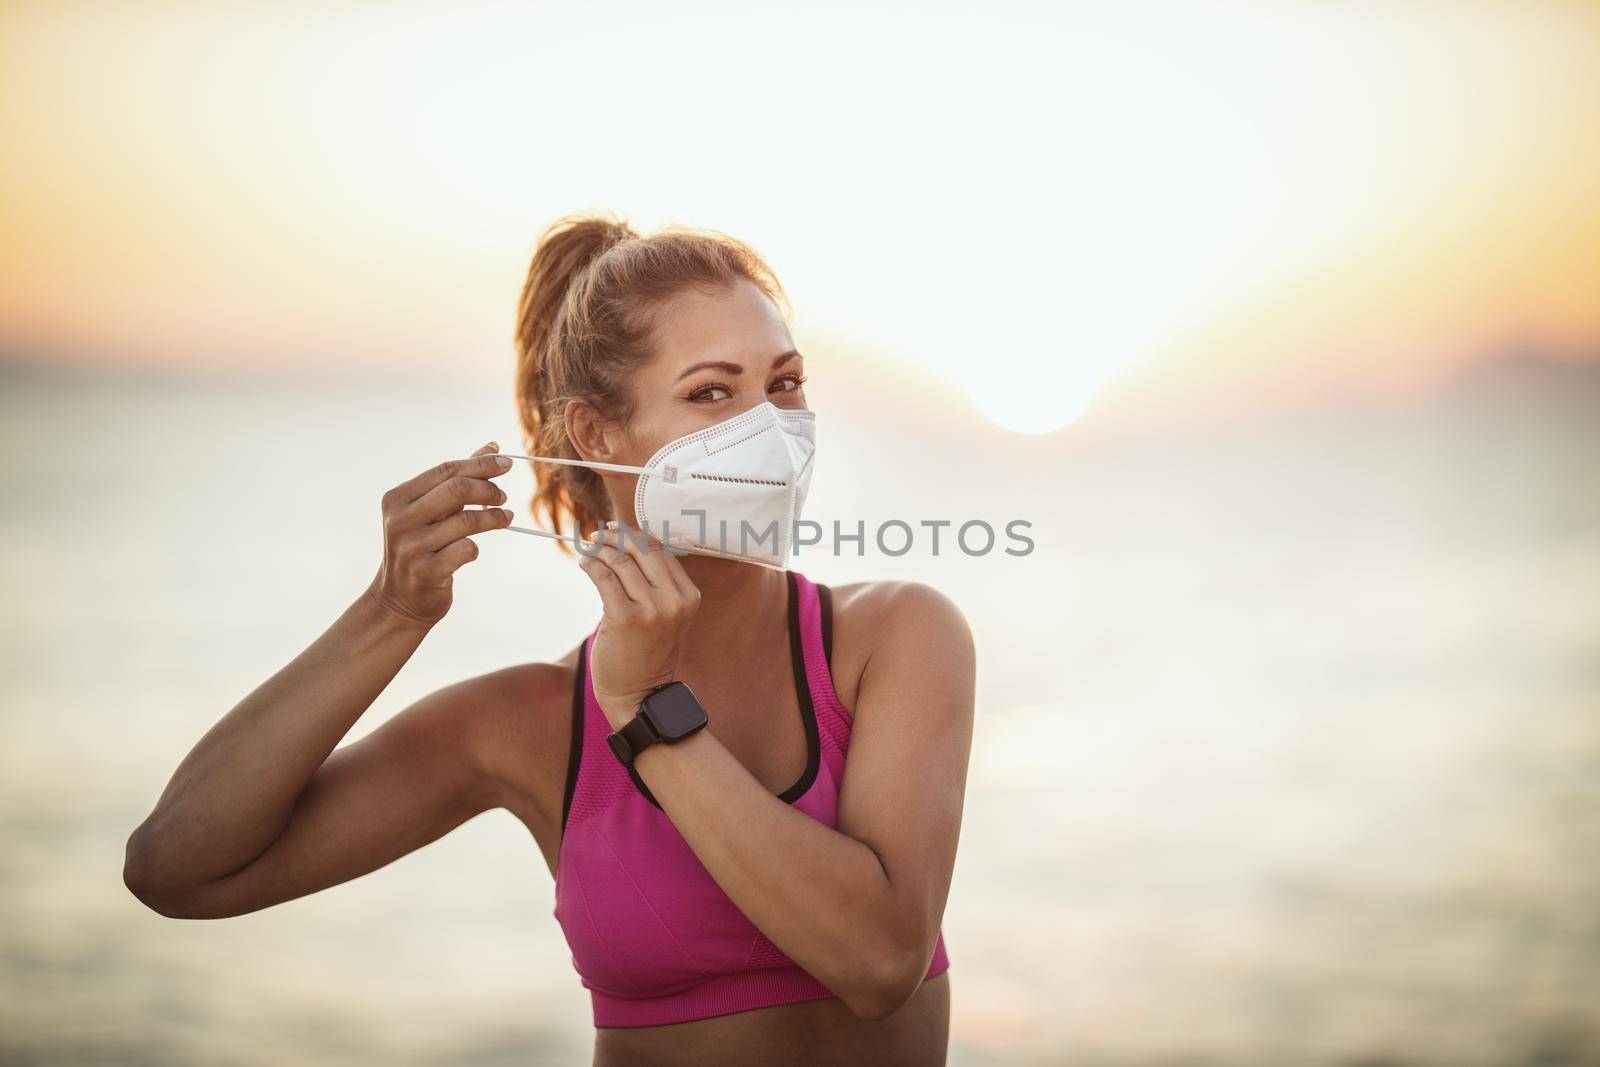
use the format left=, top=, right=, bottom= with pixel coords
left=123, top=213, right=977, bottom=1067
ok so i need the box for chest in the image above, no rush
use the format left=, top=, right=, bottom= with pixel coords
left=675, top=645, right=811, bottom=798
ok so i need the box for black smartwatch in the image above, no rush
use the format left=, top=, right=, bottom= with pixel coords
left=607, top=681, right=708, bottom=766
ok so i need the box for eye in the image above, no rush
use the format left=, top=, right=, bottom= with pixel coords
left=769, top=372, right=807, bottom=394
left=684, top=382, right=733, bottom=403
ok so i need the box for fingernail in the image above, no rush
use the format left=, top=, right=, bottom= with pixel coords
left=606, top=520, right=619, bottom=530
left=495, top=455, right=511, bottom=470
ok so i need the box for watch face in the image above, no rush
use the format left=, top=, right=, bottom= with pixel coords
left=643, top=682, right=707, bottom=739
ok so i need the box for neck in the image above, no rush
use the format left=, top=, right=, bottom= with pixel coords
left=676, top=554, right=789, bottom=666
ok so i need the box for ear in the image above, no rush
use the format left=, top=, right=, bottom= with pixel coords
left=564, top=399, right=625, bottom=472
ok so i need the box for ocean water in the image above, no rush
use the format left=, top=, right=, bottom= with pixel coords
left=2, top=355, right=1597, bottom=1065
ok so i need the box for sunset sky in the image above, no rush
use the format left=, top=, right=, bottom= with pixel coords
left=3, top=1, right=1597, bottom=433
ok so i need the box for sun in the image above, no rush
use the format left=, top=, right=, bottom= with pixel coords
left=962, top=361, right=1097, bottom=435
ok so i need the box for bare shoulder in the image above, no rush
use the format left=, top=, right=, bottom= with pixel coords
left=824, top=580, right=974, bottom=712
left=830, top=579, right=973, bottom=652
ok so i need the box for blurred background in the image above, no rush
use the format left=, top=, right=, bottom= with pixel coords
left=3, top=1, right=1598, bottom=1064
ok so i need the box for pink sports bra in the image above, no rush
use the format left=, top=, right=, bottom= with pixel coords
left=551, top=570, right=951, bottom=1027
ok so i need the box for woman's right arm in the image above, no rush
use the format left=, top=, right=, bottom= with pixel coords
left=122, top=441, right=520, bottom=918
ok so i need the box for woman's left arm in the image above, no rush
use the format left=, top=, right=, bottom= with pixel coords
left=576, top=527, right=975, bottom=1021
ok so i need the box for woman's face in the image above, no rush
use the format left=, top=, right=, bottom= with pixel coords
left=617, top=278, right=809, bottom=464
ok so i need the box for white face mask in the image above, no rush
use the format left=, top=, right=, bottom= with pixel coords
left=497, top=400, right=816, bottom=570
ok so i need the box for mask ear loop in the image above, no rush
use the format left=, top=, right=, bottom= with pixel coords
left=492, top=452, right=662, bottom=478
left=491, top=452, right=667, bottom=544
left=503, top=524, right=584, bottom=544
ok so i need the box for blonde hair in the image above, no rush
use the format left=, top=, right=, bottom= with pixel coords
left=513, top=211, right=790, bottom=549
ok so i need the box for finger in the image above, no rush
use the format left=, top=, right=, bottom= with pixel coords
left=625, top=524, right=699, bottom=611
left=405, top=465, right=510, bottom=526
left=420, top=505, right=515, bottom=551
left=577, top=550, right=633, bottom=618
left=390, top=442, right=515, bottom=507
left=592, top=543, right=658, bottom=608
left=606, top=521, right=675, bottom=593
left=655, top=533, right=702, bottom=603
left=426, top=534, right=480, bottom=577
left=583, top=532, right=659, bottom=608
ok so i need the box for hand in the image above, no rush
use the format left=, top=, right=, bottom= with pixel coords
left=576, top=522, right=702, bottom=729
left=364, top=441, right=515, bottom=629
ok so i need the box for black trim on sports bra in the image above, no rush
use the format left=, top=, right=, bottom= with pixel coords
left=817, top=582, right=834, bottom=672
left=561, top=638, right=587, bottom=839
left=780, top=570, right=824, bottom=803
left=618, top=571, right=821, bottom=811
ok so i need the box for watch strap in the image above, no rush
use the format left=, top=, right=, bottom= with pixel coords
left=608, top=709, right=660, bottom=765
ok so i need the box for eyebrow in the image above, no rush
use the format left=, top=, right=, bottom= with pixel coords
left=674, top=349, right=800, bottom=383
